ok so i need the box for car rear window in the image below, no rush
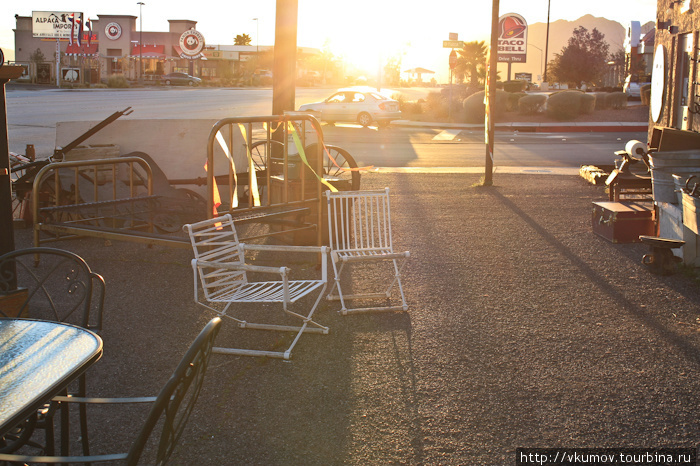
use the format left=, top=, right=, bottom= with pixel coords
left=370, top=92, right=389, bottom=100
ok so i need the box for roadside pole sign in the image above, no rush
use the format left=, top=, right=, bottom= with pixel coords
left=497, top=13, right=527, bottom=63
left=32, top=11, right=84, bottom=87
left=449, top=50, right=458, bottom=70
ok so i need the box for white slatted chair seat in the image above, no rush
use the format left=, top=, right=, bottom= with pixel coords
left=184, top=214, right=329, bottom=360
left=206, top=279, right=326, bottom=303
left=325, top=188, right=410, bottom=315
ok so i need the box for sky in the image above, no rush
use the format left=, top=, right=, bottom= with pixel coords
left=2, top=0, right=658, bottom=82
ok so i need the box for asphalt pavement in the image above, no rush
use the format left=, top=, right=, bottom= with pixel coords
left=11, top=164, right=700, bottom=464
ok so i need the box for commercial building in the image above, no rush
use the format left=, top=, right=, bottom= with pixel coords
left=12, top=13, right=317, bottom=85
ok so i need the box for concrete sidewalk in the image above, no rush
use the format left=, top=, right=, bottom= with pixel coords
left=11, top=171, right=700, bottom=464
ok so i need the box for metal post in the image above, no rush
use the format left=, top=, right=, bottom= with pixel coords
left=0, top=66, right=24, bottom=278
left=529, top=44, right=543, bottom=82
left=485, top=0, right=499, bottom=187
left=55, top=39, right=60, bottom=87
left=253, top=18, right=259, bottom=54
left=138, top=2, right=144, bottom=84
left=543, top=0, right=550, bottom=83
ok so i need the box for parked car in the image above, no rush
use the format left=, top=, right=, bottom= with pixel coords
left=298, top=89, right=402, bottom=127
left=623, top=75, right=650, bottom=98
left=161, top=72, right=202, bottom=86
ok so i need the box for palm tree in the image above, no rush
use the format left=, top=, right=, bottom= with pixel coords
left=456, top=41, right=487, bottom=86
left=234, top=34, right=252, bottom=46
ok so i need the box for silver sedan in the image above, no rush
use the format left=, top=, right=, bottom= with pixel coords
left=298, top=89, right=402, bottom=127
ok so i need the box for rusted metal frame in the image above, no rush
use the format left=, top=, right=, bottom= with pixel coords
left=39, top=196, right=158, bottom=230
left=53, top=107, right=133, bottom=160
left=38, top=223, right=191, bottom=249
left=32, top=157, right=153, bottom=247
left=246, top=121, right=254, bottom=208
left=205, top=115, right=325, bottom=246
left=283, top=119, right=289, bottom=204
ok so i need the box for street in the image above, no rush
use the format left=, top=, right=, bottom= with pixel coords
left=6, top=86, right=645, bottom=169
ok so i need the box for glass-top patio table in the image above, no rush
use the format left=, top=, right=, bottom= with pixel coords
left=0, top=318, right=103, bottom=439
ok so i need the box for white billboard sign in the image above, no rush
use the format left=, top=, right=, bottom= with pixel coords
left=32, top=11, right=81, bottom=39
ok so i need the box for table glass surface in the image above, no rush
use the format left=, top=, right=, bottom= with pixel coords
left=0, top=319, right=102, bottom=434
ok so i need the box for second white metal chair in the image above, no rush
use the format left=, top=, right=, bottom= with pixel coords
left=184, top=214, right=329, bottom=360
left=325, top=187, right=410, bottom=315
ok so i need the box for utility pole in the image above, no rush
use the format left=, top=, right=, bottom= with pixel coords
left=485, top=0, right=499, bottom=186
left=543, top=0, right=550, bottom=86
left=272, top=0, right=297, bottom=115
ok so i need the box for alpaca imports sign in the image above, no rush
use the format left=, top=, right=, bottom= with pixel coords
left=497, top=13, right=528, bottom=63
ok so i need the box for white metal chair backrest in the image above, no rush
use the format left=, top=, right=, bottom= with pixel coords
left=184, top=214, right=247, bottom=301
left=326, top=188, right=394, bottom=253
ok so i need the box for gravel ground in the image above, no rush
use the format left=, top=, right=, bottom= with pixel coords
left=12, top=171, right=700, bottom=465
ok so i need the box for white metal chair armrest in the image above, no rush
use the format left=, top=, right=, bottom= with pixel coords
left=242, top=244, right=328, bottom=255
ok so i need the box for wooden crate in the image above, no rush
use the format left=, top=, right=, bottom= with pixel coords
left=592, top=201, right=656, bottom=243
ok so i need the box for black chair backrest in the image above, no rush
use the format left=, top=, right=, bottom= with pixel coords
left=0, top=247, right=105, bottom=330
left=126, top=317, right=222, bottom=465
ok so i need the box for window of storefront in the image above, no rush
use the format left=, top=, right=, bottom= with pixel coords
left=110, top=59, right=123, bottom=75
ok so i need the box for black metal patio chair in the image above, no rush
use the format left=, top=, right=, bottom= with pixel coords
left=0, top=247, right=106, bottom=456
left=0, top=317, right=222, bottom=465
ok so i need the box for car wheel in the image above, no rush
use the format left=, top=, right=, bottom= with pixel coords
left=165, top=80, right=171, bottom=85
left=357, top=112, right=373, bottom=127
left=188, top=81, right=194, bottom=86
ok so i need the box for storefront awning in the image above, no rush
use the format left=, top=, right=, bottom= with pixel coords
left=66, top=42, right=99, bottom=57
left=131, top=44, right=166, bottom=59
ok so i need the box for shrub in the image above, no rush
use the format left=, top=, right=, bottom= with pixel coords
left=506, top=92, right=526, bottom=111
left=462, top=90, right=508, bottom=123
left=607, top=91, right=627, bottom=109
left=406, top=101, right=423, bottom=114
left=641, top=84, right=652, bottom=106
left=594, top=92, right=611, bottom=110
left=518, top=94, right=547, bottom=114
left=107, top=74, right=129, bottom=88
left=580, top=93, right=596, bottom=114
left=440, top=84, right=472, bottom=101
left=426, top=92, right=449, bottom=119
left=546, top=90, right=587, bottom=120
left=502, top=80, right=527, bottom=93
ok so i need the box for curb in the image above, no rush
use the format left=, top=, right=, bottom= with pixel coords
left=392, top=120, right=648, bottom=133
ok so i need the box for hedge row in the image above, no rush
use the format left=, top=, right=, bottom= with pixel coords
left=461, top=90, right=630, bottom=122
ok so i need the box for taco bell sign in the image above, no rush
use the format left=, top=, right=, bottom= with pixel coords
left=498, top=13, right=527, bottom=63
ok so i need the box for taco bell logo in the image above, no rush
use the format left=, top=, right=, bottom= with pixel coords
left=497, top=13, right=528, bottom=63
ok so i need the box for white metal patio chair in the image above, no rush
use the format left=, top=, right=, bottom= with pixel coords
left=325, top=187, right=410, bottom=315
left=183, top=214, right=329, bottom=360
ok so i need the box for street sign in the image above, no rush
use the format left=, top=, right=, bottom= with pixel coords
left=443, top=40, right=464, bottom=49
left=449, top=50, right=458, bottom=70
